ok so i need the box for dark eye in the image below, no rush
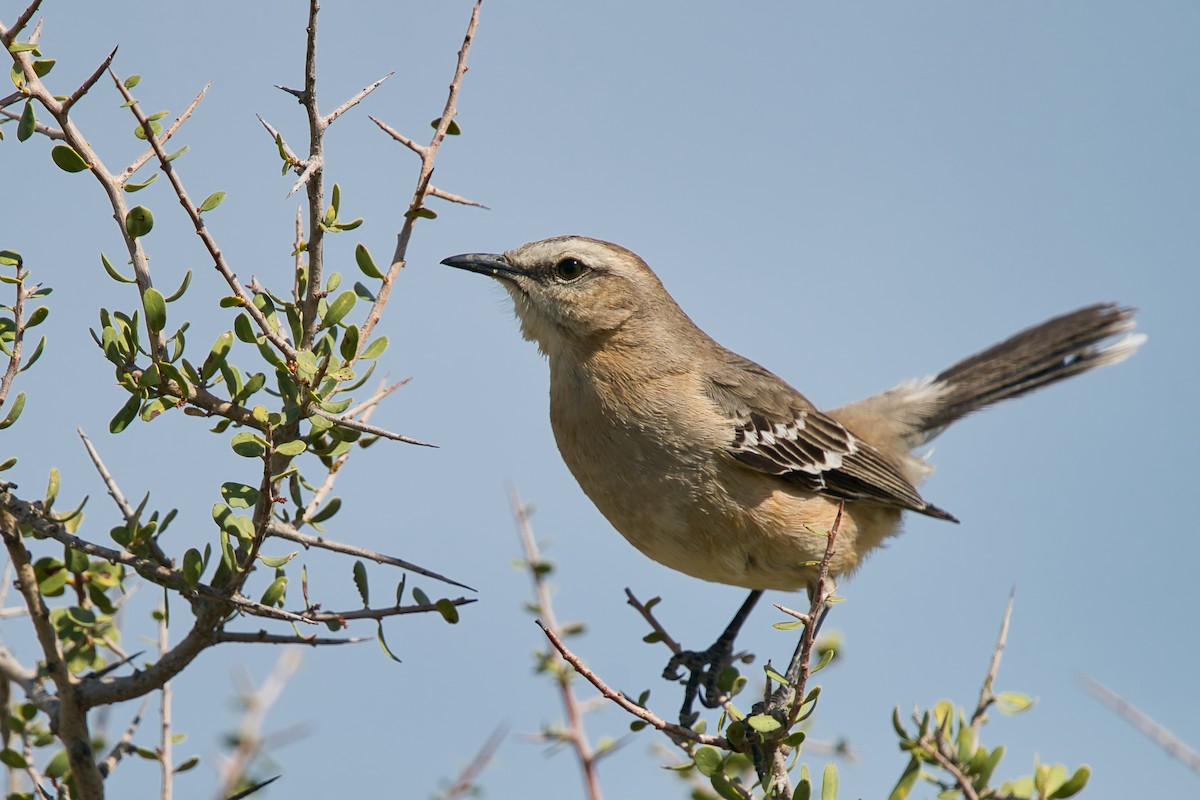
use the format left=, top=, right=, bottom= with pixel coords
left=554, top=257, right=587, bottom=282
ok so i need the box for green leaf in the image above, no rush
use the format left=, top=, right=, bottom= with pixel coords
left=353, top=560, right=369, bottom=606
left=220, top=482, right=259, bottom=509
left=309, top=496, right=341, bottom=523
left=133, top=120, right=163, bottom=140
left=230, top=432, right=266, bottom=458
left=355, top=243, right=384, bottom=279
left=259, top=552, right=297, bottom=569
left=198, top=191, right=226, bottom=213
left=234, top=313, right=261, bottom=344
left=1048, top=766, right=1090, bottom=799
left=360, top=336, right=388, bottom=361
left=889, top=756, right=920, bottom=800
left=100, top=252, right=136, bottom=283
left=693, top=745, right=722, bottom=777
left=7, top=42, right=40, bottom=54
left=746, top=713, right=782, bottom=733
left=0, top=747, right=28, bottom=768
left=182, top=548, right=203, bottom=586
left=17, top=99, right=35, bottom=141
left=321, top=290, right=356, bottom=329
left=275, top=440, right=307, bottom=457
left=166, top=145, right=188, bottom=162
left=123, top=173, right=159, bottom=193
left=330, top=217, right=363, bottom=232
left=125, top=205, right=154, bottom=238
left=140, top=396, right=176, bottom=421
left=996, top=691, right=1035, bottom=715
left=173, top=754, right=200, bottom=773
left=25, top=305, right=48, bottom=328
left=709, top=773, right=745, bottom=800
left=124, top=74, right=141, bottom=89
left=0, top=392, right=25, bottom=430
left=32, top=59, right=55, bottom=78
left=260, top=576, right=287, bottom=607
left=429, top=117, right=462, bottom=135
left=821, top=763, right=839, bottom=800
left=143, top=287, right=167, bottom=332
left=412, top=587, right=430, bottom=606
left=109, top=393, right=142, bottom=433
left=403, top=206, right=437, bottom=220
left=0, top=250, right=21, bottom=267
left=376, top=620, right=402, bottom=663
left=164, top=269, right=192, bottom=302
left=200, top=331, right=233, bottom=381
left=434, top=598, right=460, bottom=624
left=51, top=144, right=89, bottom=173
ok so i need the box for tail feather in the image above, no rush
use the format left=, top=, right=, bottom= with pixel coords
left=924, top=303, right=1144, bottom=434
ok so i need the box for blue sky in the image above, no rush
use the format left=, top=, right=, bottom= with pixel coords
left=2, top=1, right=1196, bottom=798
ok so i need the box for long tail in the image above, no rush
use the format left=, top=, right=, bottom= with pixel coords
left=921, top=303, right=1144, bottom=436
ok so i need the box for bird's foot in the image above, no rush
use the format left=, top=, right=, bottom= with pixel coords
left=664, top=638, right=744, bottom=724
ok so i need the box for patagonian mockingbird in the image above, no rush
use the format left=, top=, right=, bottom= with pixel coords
left=441, top=235, right=1144, bottom=709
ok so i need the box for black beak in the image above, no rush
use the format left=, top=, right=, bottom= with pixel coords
left=440, top=252, right=522, bottom=279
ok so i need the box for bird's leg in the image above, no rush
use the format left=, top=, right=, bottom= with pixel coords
left=665, top=589, right=763, bottom=721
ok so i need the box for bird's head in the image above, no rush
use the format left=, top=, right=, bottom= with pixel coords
left=441, top=235, right=683, bottom=355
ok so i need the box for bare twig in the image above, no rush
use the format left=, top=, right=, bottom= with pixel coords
left=78, top=427, right=171, bottom=568
left=97, top=698, right=149, bottom=778
left=324, top=72, right=392, bottom=126
left=427, top=185, right=489, bottom=209
left=267, top=519, right=473, bottom=591
left=624, top=588, right=683, bottom=656
left=301, top=596, right=475, bottom=624
left=511, top=488, right=603, bottom=800
left=0, top=1, right=43, bottom=46
left=158, top=602, right=173, bottom=800
left=370, top=115, right=424, bottom=155
left=0, top=270, right=31, bottom=408
left=215, top=631, right=368, bottom=646
left=536, top=620, right=727, bottom=749
left=438, top=724, right=507, bottom=800
left=214, top=648, right=303, bottom=800
left=1081, top=675, right=1200, bottom=776
left=62, top=45, right=118, bottom=113
left=970, top=589, right=1014, bottom=742
left=339, top=377, right=410, bottom=419
left=309, top=407, right=435, bottom=447
left=119, top=83, right=210, bottom=184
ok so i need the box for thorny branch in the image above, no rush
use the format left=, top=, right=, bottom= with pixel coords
left=355, top=0, right=484, bottom=361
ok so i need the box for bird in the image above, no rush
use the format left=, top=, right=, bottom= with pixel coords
left=441, top=235, right=1144, bottom=707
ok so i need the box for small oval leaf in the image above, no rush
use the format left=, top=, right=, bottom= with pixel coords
left=17, top=99, right=36, bottom=142
left=143, top=287, right=167, bottom=333
left=198, top=191, right=226, bottom=213
left=355, top=243, right=384, bottom=279
left=125, top=205, right=154, bottom=238
left=321, top=290, right=357, bottom=329
left=51, top=144, right=89, bottom=173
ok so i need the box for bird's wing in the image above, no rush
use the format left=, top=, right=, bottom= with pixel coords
left=704, top=355, right=957, bottom=521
